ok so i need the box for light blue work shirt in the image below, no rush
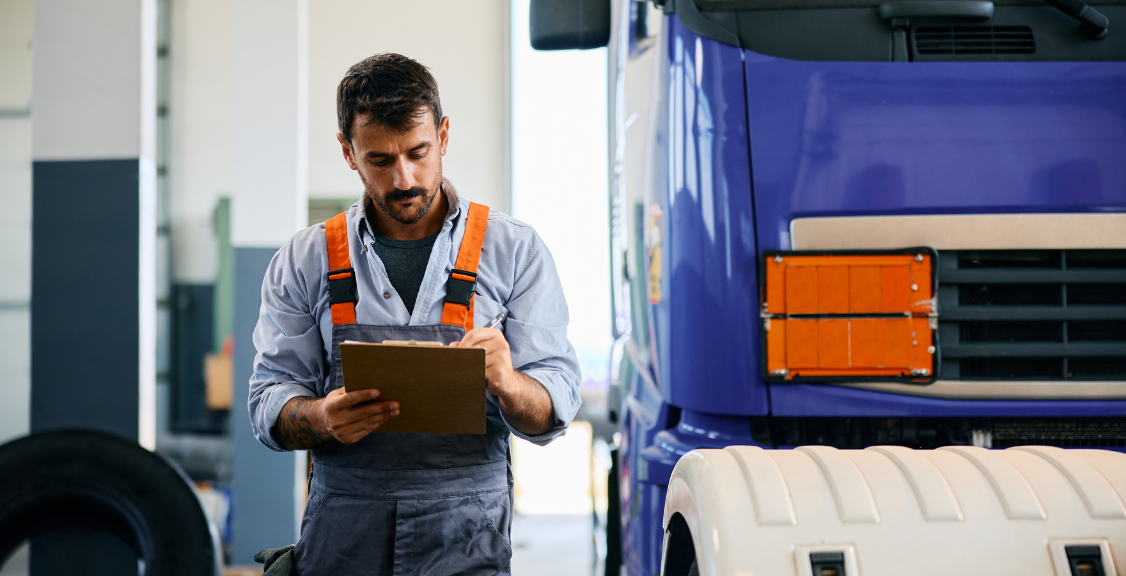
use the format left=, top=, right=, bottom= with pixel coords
left=248, top=180, right=582, bottom=452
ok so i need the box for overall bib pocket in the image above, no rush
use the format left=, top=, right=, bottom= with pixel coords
left=392, top=488, right=512, bottom=576
left=293, top=494, right=397, bottom=575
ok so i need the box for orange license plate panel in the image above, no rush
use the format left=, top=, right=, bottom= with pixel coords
left=762, top=249, right=937, bottom=382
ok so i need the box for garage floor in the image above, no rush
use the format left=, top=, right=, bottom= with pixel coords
left=511, top=514, right=593, bottom=576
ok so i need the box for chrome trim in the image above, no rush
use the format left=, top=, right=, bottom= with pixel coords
left=841, top=380, right=1126, bottom=400
left=791, top=213, right=1126, bottom=251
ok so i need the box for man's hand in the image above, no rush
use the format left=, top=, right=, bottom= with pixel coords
left=450, top=328, right=516, bottom=396
left=451, top=327, right=555, bottom=435
left=319, top=387, right=401, bottom=444
left=273, top=388, right=400, bottom=450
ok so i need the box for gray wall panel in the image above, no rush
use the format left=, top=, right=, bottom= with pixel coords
left=31, top=159, right=140, bottom=440
left=230, top=246, right=299, bottom=563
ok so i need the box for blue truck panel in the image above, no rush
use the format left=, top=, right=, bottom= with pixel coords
left=658, top=18, right=769, bottom=418
left=746, top=55, right=1126, bottom=254
left=594, top=4, right=1126, bottom=575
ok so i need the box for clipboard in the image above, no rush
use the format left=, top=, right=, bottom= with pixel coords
left=339, top=341, right=486, bottom=434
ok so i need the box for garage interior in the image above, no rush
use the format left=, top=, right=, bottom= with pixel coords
left=3, top=0, right=1125, bottom=574
left=0, top=0, right=612, bottom=574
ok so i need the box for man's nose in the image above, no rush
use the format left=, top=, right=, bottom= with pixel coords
left=391, top=156, right=416, bottom=190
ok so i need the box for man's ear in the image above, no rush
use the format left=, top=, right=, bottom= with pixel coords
left=438, top=116, right=450, bottom=156
left=337, top=133, right=358, bottom=170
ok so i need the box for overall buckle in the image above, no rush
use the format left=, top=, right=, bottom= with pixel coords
left=327, top=268, right=357, bottom=305
left=444, top=268, right=477, bottom=309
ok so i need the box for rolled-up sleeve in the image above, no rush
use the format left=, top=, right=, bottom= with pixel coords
left=248, top=238, right=324, bottom=452
left=496, top=233, right=582, bottom=445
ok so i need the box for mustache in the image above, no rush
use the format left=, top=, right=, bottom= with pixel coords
left=384, top=187, right=427, bottom=202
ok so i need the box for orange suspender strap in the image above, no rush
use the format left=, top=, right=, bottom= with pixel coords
left=441, top=202, right=490, bottom=331
left=324, top=212, right=357, bottom=326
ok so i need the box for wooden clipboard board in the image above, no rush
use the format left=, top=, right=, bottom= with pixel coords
left=339, top=341, right=486, bottom=434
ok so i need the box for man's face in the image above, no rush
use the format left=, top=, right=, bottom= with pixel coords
left=339, top=109, right=449, bottom=226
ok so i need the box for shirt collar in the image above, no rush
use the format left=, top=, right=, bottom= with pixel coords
left=354, top=177, right=463, bottom=243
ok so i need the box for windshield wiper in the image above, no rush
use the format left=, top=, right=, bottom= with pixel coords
left=1043, top=0, right=1108, bottom=39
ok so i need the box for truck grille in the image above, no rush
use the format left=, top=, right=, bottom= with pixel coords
left=990, top=418, right=1126, bottom=448
left=914, top=26, right=1036, bottom=55
left=936, top=250, right=1126, bottom=380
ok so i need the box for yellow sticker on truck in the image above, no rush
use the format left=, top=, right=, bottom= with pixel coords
left=648, top=205, right=662, bottom=305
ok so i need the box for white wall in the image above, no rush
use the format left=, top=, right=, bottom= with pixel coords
left=0, top=0, right=33, bottom=445
left=170, top=0, right=511, bottom=281
left=307, top=0, right=510, bottom=211
left=169, top=0, right=234, bottom=282
left=31, top=0, right=152, bottom=161
left=230, top=0, right=308, bottom=248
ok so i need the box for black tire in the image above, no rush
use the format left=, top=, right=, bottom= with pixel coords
left=604, top=448, right=622, bottom=576
left=0, top=430, right=218, bottom=575
left=663, top=514, right=697, bottom=576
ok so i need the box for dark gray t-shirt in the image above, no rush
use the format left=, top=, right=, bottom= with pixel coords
left=369, top=228, right=440, bottom=315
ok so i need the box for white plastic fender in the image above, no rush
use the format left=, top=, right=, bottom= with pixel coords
left=662, top=446, right=1126, bottom=576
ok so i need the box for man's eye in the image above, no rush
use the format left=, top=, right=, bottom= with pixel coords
left=370, top=159, right=391, bottom=167
left=410, top=153, right=426, bottom=160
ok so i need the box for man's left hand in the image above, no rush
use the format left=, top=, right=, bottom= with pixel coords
left=451, top=328, right=515, bottom=397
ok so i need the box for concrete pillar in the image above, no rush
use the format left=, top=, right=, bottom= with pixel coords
left=228, top=0, right=309, bottom=563
left=29, top=0, right=158, bottom=572
left=30, top=0, right=158, bottom=445
left=0, top=0, right=33, bottom=448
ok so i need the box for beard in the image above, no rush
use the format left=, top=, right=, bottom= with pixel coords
left=364, top=165, right=443, bottom=226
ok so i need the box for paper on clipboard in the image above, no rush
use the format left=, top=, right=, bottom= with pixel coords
left=339, top=341, right=486, bottom=434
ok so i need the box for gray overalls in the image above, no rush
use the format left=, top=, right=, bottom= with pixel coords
left=293, top=203, right=512, bottom=575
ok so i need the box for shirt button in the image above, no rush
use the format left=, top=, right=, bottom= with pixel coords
left=383, top=291, right=391, bottom=299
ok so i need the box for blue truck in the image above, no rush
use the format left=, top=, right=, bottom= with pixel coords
left=530, top=0, right=1126, bottom=574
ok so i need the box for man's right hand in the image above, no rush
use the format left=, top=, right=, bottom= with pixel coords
left=319, top=388, right=400, bottom=444
left=273, top=388, right=400, bottom=450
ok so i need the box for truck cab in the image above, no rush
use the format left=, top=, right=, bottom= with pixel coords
left=530, top=0, right=1126, bottom=574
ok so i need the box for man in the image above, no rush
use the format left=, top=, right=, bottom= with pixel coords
left=248, top=53, right=582, bottom=575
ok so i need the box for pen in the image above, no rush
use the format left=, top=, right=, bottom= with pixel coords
left=484, top=310, right=507, bottom=329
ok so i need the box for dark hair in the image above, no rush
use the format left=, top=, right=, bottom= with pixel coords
left=337, top=53, right=443, bottom=142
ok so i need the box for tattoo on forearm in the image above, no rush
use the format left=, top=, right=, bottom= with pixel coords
left=273, top=397, right=329, bottom=450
